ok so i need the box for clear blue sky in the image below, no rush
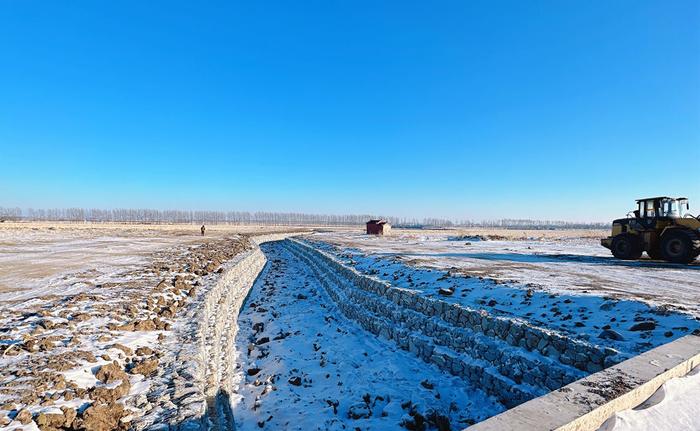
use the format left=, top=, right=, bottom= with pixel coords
left=1, top=1, right=698, bottom=221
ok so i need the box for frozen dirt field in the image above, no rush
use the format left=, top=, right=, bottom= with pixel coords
left=310, top=231, right=700, bottom=317
left=0, top=224, right=290, bottom=429
left=0, top=223, right=305, bottom=302
left=0, top=228, right=186, bottom=302
left=1, top=224, right=698, bottom=430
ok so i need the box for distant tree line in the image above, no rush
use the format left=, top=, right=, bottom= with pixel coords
left=0, top=207, right=391, bottom=226
left=390, top=217, right=607, bottom=230
left=0, top=206, right=607, bottom=229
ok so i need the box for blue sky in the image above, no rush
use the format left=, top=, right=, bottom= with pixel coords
left=1, top=1, right=698, bottom=221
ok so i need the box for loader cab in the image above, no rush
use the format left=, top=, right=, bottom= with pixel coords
left=634, top=196, right=688, bottom=219
left=635, top=197, right=688, bottom=219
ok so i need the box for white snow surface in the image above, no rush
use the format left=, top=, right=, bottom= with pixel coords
left=598, top=365, right=700, bottom=431
left=301, top=232, right=700, bottom=430
left=231, top=242, right=504, bottom=430
left=0, top=228, right=184, bottom=302
left=304, top=233, right=700, bottom=358
left=0, top=227, right=225, bottom=428
left=309, top=232, right=700, bottom=316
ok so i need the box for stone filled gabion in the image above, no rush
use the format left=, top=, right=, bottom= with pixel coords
left=149, top=234, right=623, bottom=430
left=137, top=234, right=294, bottom=431
left=284, top=238, right=620, bottom=408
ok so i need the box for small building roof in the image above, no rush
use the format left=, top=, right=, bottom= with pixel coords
left=367, top=219, right=388, bottom=224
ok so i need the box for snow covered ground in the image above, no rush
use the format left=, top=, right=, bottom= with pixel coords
left=305, top=232, right=700, bottom=357
left=0, top=226, right=201, bottom=302
left=308, top=232, right=700, bottom=317
left=231, top=242, right=505, bottom=430
left=598, top=365, right=700, bottom=431
left=0, top=224, right=251, bottom=429
left=302, top=231, right=700, bottom=430
left=2, top=225, right=698, bottom=430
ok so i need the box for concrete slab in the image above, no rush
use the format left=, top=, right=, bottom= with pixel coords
left=466, top=334, right=700, bottom=431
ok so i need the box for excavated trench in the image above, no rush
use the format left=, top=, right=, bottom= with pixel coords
left=224, top=238, right=645, bottom=430
left=231, top=241, right=504, bottom=429
left=178, top=235, right=700, bottom=431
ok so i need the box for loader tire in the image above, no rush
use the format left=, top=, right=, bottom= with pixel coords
left=611, top=234, right=643, bottom=260
left=660, top=230, right=698, bottom=264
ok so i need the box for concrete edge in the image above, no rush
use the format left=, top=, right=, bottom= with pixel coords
left=251, top=231, right=310, bottom=245
left=465, top=334, right=700, bottom=431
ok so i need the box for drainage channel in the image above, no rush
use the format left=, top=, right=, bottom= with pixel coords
left=285, top=239, right=619, bottom=398
left=230, top=241, right=505, bottom=430
left=227, top=239, right=697, bottom=430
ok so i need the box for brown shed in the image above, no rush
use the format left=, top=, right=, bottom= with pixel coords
left=366, top=219, right=391, bottom=235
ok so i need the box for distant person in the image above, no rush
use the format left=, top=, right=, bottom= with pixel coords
left=200, top=225, right=206, bottom=236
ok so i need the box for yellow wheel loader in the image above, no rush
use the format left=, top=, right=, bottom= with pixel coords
left=601, top=197, right=700, bottom=264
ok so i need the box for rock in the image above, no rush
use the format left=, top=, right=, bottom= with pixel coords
left=35, top=412, right=65, bottom=428
left=154, top=319, right=170, bottom=331
left=598, top=329, right=625, bottom=341
left=14, top=408, right=32, bottom=425
left=92, top=363, right=130, bottom=403
left=630, top=321, right=656, bottom=331
left=347, top=402, right=371, bottom=419
left=23, top=338, right=39, bottom=352
left=109, top=323, right=135, bottom=331
left=38, top=338, right=55, bottom=351
left=91, top=380, right=130, bottom=403
left=133, top=320, right=157, bottom=331
left=61, top=407, right=77, bottom=427
left=401, top=412, right=426, bottom=430
left=130, top=358, right=159, bottom=376
left=427, top=411, right=451, bottom=431
left=325, top=399, right=339, bottom=414
left=96, top=362, right=129, bottom=384
left=80, top=402, right=126, bottom=431
left=135, top=347, right=153, bottom=356
left=545, top=345, right=561, bottom=360
left=111, top=344, right=133, bottom=356
left=599, top=301, right=616, bottom=311
left=288, top=376, right=302, bottom=386
left=38, top=319, right=55, bottom=330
